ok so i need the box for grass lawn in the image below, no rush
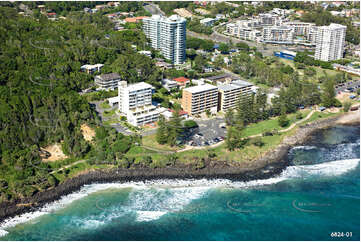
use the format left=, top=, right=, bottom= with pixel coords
left=103, top=118, right=120, bottom=126
left=301, top=111, right=340, bottom=124
left=142, top=134, right=180, bottom=152
left=175, top=129, right=294, bottom=164
left=276, top=58, right=344, bottom=80
left=241, top=110, right=310, bottom=137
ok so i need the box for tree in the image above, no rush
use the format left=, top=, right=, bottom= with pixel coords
left=167, top=109, right=183, bottom=146
left=236, top=42, right=250, bottom=51
left=156, top=115, right=168, bottom=144
left=225, top=109, right=235, bottom=126
left=226, top=124, right=247, bottom=151
left=183, top=120, right=198, bottom=129
left=219, top=43, right=230, bottom=54
left=278, top=106, right=289, bottom=127
left=214, top=55, right=225, bottom=69
left=280, top=65, right=294, bottom=74
left=194, top=55, right=206, bottom=72
left=321, top=78, right=336, bottom=108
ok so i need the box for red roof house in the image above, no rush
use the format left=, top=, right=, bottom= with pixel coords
left=173, top=77, right=190, bottom=87
left=125, top=16, right=147, bottom=23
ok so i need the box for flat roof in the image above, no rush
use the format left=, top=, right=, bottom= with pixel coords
left=218, top=84, right=242, bottom=92
left=127, top=82, right=153, bottom=92
left=183, top=84, right=218, bottom=94
left=206, top=73, right=234, bottom=80
left=97, top=73, right=120, bottom=80
left=231, top=80, right=253, bottom=87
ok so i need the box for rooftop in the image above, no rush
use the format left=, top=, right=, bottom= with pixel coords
left=206, top=74, right=234, bottom=81
left=218, top=84, right=242, bottom=92
left=231, top=80, right=253, bottom=87
left=319, top=23, right=347, bottom=30
left=183, top=84, right=218, bottom=94
left=81, top=64, right=104, bottom=69
left=126, top=82, right=153, bottom=92
left=174, top=77, right=190, bottom=83
left=145, top=14, right=186, bottom=23
left=97, top=73, right=121, bottom=80
left=125, top=16, right=147, bottom=23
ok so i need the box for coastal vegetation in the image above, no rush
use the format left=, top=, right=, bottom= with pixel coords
left=0, top=2, right=357, bottom=207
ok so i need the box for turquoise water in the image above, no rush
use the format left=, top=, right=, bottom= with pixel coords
left=0, top=125, right=359, bottom=241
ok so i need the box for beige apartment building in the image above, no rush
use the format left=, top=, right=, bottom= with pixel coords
left=218, top=80, right=254, bottom=112
left=181, top=84, right=218, bottom=115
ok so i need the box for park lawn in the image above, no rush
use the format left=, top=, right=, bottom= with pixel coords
left=142, top=133, right=181, bottom=152
left=218, top=131, right=291, bottom=162
left=277, top=58, right=346, bottom=80
left=278, top=58, right=296, bottom=69
left=176, top=129, right=294, bottom=164
left=241, top=110, right=310, bottom=137
left=314, top=66, right=340, bottom=79
left=301, top=111, right=340, bottom=124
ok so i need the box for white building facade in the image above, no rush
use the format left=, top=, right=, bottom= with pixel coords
left=118, top=81, right=159, bottom=126
left=263, top=26, right=294, bottom=44
left=314, top=23, right=346, bottom=62
left=143, top=15, right=186, bottom=64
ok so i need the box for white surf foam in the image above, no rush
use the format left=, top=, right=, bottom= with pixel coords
left=0, top=229, right=8, bottom=237
left=0, top=158, right=359, bottom=235
left=136, top=211, right=167, bottom=222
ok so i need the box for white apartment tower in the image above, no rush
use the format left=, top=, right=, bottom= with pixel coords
left=143, top=15, right=186, bottom=65
left=314, top=23, right=346, bottom=62
left=118, top=81, right=159, bottom=126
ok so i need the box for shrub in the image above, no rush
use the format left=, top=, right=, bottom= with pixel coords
left=278, top=113, right=289, bottom=127
left=343, top=101, right=352, bottom=112
left=250, top=137, right=264, bottom=147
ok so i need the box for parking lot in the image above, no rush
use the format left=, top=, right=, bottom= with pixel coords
left=183, top=118, right=227, bottom=147
left=335, top=80, right=360, bottom=93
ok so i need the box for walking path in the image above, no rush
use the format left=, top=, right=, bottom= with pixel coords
left=177, top=110, right=315, bottom=153
left=50, top=159, right=86, bottom=174
left=52, top=110, right=316, bottom=171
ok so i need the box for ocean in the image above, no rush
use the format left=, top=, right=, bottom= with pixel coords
left=0, top=124, right=359, bottom=241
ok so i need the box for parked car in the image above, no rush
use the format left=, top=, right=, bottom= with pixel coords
left=319, top=106, right=326, bottom=111
left=350, top=95, right=356, bottom=99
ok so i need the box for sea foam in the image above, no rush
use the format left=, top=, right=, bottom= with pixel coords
left=0, top=158, right=359, bottom=236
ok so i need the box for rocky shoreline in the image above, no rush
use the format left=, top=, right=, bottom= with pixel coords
left=0, top=111, right=359, bottom=224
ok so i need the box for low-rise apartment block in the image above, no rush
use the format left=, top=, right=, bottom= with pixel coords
left=118, top=81, right=159, bottom=126
left=95, top=73, right=121, bottom=90
left=200, top=18, right=215, bottom=26
left=161, top=79, right=178, bottom=91
left=81, top=64, right=104, bottom=74
left=285, top=21, right=315, bottom=36
left=218, top=80, right=254, bottom=112
left=263, top=26, right=294, bottom=44
left=181, top=84, right=218, bottom=115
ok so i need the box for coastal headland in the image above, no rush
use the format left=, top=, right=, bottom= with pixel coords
left=0, top=110, right=359, bottom=223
